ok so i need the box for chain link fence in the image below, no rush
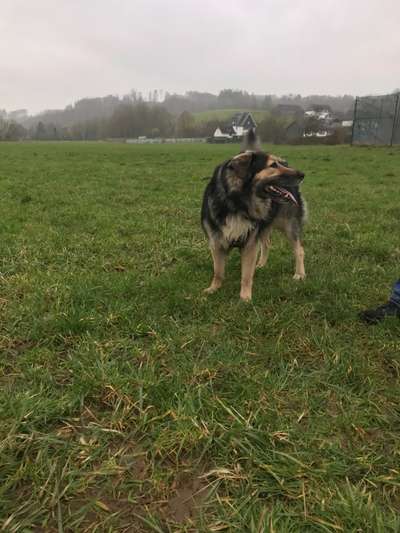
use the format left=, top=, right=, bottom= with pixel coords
left=351, top=93, right=400, bottom=145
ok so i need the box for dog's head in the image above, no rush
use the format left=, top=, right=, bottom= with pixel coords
left=225, top=151, right=304, bottom=205
left=253, top=154, right=304, bottom=205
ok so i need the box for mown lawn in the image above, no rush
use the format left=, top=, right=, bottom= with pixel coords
left=0, top=141, right=399, bottom=532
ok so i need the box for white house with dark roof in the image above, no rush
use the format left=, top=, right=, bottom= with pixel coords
left=210, top=112, right=257, bottom=142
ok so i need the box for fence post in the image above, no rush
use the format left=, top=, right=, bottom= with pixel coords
left=390, top=92, right=400, bottom=146
left=351, top=97, right=358, bottom=146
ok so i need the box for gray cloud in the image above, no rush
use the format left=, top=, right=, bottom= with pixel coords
left=1, top=0, right=399, bottom=113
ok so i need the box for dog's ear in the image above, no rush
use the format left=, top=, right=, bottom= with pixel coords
left=250, top=152, right=268, bottom=174
left=227, top=153, right=252, bottom=178
left=228, top=152, right=267, bottom=179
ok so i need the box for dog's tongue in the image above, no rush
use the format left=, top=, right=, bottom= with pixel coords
left=268, top=185, right=298, bottom=206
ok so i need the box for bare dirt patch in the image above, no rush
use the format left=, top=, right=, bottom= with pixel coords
left=163, top=471, right=210, bottom=525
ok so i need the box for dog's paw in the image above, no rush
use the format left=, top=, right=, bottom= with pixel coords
left=204, top=286, right=218, bottom=294
left=256, top=261, right=266, bottom=269
left=240, top=291, right=252, bottom=302
left=293, top=273, right=306, bottom=281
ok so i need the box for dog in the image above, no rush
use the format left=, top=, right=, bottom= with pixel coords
left=201, top=131, right=306, bottom=301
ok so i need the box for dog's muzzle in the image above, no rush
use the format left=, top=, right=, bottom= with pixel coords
left=266, top=185, right=299, bottom=205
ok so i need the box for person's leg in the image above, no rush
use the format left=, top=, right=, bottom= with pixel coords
left=389, top=279, right=400, bottom=308
left=359, top=279, right=400, bottom=324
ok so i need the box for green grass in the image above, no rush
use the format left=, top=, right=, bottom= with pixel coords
left=193, top=108, right=269, bottom=124
left=1, top=141, right=400, bottom=532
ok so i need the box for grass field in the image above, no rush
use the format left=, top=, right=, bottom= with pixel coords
left=1, top=141, right=400, bottom=532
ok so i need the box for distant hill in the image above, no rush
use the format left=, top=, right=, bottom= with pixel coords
left=1, top=89, right=355, bottom=142
left=193, top=109, right=270, bottom=124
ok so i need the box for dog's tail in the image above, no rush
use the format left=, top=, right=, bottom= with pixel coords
left=242, top=128, right=260, bottom=152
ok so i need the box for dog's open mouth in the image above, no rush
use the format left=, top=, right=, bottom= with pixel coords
left=266, top=185, right=298, bottom=205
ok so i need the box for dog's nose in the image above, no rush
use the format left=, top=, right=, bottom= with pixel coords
left=297, top=171, right=305, bottom=179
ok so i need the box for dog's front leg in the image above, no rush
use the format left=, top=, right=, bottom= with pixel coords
left=292, top=239, right=306, bottom=280
left=240, top=238, right=258, bottom=301
left=204, top=246, right=227, bottom=294
left=256, top=228, right=272, bottom=269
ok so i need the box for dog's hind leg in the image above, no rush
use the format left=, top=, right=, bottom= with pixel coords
left=204, top=246, right=227, bottom=294
left=282, top=220, right=305, bottom=280
left=256, top=228, right=272, bottom=269
left=240, top=239, right=258, bottom=301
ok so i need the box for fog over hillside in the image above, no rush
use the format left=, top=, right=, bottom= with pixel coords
left=2, top=0, right=399, bottom=114
left=1, top=90, right=355, bottom=125
left=2, top=0, right=398, bottom=143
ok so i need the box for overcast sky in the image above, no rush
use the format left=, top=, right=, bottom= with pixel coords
left=1, top=0, right=399, bottom=114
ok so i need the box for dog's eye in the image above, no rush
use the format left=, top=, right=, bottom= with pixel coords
left=270, top=162, right=278, bottom=169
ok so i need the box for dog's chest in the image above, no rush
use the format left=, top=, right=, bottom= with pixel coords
left=222, top=214, right=255, bottom=244
left=248, top=197, right=272, bottom=220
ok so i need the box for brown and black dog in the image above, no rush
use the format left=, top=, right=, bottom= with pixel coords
left=201, top=131, right=306, bottom=301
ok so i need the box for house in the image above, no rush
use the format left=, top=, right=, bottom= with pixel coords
left=304, top=108, right=334, bottom=122
left=304, top=110, right=318, bottom=119
left=303, top=107, right=337, bottom=138
left=211, top=127, right=233, bottom=143
left=303, top=130, right=331, bottom=138
left=209, top=112, right=257, bottom=142
left=230, top=112, right=257, bottom=133
left=286, top=120, right=305, bottom=141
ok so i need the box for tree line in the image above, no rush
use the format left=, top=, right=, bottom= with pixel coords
left=0, top=89, right=355, bottom=142
left=1, top=105, right=214, bottom=141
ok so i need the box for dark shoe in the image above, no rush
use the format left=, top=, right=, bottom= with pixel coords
left=359, top=302, right=400, bottom=324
